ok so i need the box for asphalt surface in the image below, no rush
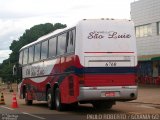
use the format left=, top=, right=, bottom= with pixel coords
left=0, top=84, right=160, bottom=120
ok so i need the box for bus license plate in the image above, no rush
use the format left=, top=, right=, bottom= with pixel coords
left=105, top=92, right=115, bottom=97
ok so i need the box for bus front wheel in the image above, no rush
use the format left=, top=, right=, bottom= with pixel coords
left=55, top=88, right=65, bottom=111
left=47, top=88, right=54, bottom=110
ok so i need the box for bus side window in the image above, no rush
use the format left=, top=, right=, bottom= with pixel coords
left=57, top=33, right=67, bottom=56
left=49, top=37, right=57, bottom=57
left=23, top=48, right=28, bottom=65
left=72, top=29, right=76, bottom=50
left=34, top=43, right=41, bottom=62
left=66, top=32, right=69, bottom=51
left=41, top=40, right=48, bottom=60
left=28, top=46, right=34, bottom=63
left=19, top=51, right=23, bottom=65
left=67, top=29, right=75, bottom=53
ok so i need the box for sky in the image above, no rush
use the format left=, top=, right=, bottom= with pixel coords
left=0, top=0, right=135, bottom=63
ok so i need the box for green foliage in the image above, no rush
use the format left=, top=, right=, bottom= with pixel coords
left=0, top=60, right=13, bottom=82
left=0, top=22, right=66, bottom=82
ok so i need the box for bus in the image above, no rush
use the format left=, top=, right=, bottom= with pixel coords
left=17, top=19, right=138, bottom=111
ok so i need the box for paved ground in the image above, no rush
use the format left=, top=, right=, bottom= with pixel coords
left=0, top=84, right=160, bottom=120
left=130, top=85, right=160, bottom=105
left=1, top=83, right=160, bottom=105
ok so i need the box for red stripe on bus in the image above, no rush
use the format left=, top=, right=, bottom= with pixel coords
left=84, top=52, right=134, bottom=54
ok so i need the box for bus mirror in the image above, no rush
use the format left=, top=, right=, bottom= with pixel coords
left=13, top=65, right=17, bottom=76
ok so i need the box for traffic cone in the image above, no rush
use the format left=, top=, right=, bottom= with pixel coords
left=0, top=93, right=5, bottom=105
left=11, top=93, right=18, bottom=108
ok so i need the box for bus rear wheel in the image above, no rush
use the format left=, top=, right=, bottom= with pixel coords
left=47, top=88, right=54, bottom=110
left=55, top=88, right=66, bottom=111
left=25, top=92, right=33, bottom=105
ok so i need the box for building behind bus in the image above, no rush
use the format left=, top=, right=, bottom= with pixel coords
left=131, top=0, right=160, bottom=85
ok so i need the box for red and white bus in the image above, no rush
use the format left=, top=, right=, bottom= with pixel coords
left=18, top=19, right=138, bottom=111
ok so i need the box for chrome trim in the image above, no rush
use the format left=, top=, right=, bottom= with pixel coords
left=78, top=86, right=138, bottom=101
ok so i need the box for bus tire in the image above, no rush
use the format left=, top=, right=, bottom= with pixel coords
left=25, top=92, right=33, bottom=105
left=47, top=88, right=54, bottom=110
left=55, top=88, right=65, bottom=111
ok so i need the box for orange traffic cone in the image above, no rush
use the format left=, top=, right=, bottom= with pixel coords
left=11, top=93, right=18, bottom=108
left=0, top=93, right=5, bottom=105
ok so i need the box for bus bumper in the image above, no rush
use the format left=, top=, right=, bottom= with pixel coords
left=78, top=86, right=138, bottom=101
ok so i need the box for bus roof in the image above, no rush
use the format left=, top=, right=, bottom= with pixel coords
left=20, top=26, right=74, bottom=51
left=20, top=18, right=132, bottom=51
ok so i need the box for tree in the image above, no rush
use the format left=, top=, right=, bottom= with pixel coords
left=0, top=22, right=66, bottom=82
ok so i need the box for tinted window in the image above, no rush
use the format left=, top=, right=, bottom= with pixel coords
left=67, top=29, right=75, bottom=53
left=41, top=40, right=48, bottom=60
left=49, top=37, right=57, bottom=57
left=28, top=46, right=34, bottom=63
left=23, top=49, right=28, bottom=65
left=19, top=51, right=23, bottom=65
left=135, top=24, right=152, bottom=38
left=57, top=33, right=67, bottom=55
left=34, top=43, right=41, bottom=62
left=158, top=22, right=160, bottom=35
